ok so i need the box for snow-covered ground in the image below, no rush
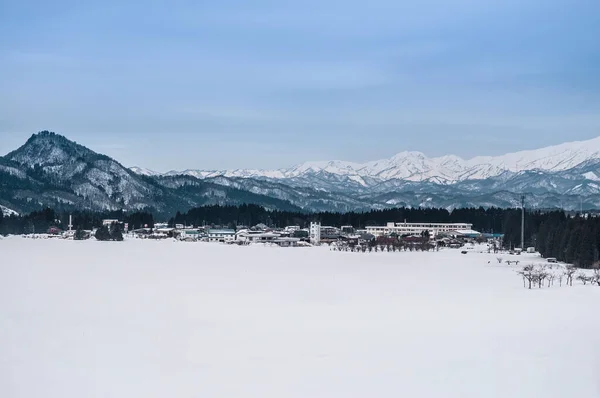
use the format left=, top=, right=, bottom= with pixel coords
left=1, top=238, right=599, bottom=398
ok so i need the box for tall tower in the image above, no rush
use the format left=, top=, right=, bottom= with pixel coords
left=68, top=214, right=73, bottom=231
left=520, top=195, right=525, bottom=249
left=310, top=222, right=321, bottom=245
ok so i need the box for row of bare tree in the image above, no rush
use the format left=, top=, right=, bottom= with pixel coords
left=517, top=264, right=600, bottom=289
left=332, top=243, right=438, bottom=253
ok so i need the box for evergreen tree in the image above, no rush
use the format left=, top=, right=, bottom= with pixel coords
left=565, top=226, right=582, bottom=265
left=95, top=225, right=111, bottom=241
left=579, top=224, right=597, bottom=268
left=110, top=223, right=124, bottom=241
left=74, top=228, right=88, bottom=240
left=536, top=221, right=549, bottom=257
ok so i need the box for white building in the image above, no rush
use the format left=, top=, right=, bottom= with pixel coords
left=366, top=222, right=474, bottom=237
left=236, top=230, right=279, bottom=243
left=309, top=222, right=321, bottom=245
left=207, top=229, right=236, bottom=243
left=320, top=226, right=340, bottom=237
left=340, top=225, right=354, bottom=234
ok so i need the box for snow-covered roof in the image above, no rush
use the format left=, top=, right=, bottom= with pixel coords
left=208, top=229, right=236, bottom=234
left=452, top=229, right=482, bottom=235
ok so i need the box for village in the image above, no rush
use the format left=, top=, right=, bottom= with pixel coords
left=39, top=219, right=506, bottom=250
left=122, top=220, right=488, bottom=247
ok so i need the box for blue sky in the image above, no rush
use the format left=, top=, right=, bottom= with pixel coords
left=1, top=0, right=599, bottom=171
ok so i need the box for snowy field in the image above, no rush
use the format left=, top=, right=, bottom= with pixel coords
left=1, top=238, right=599, bottom=398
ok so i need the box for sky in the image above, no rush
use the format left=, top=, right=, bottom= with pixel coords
left=1, top=0, right=599, bottom=172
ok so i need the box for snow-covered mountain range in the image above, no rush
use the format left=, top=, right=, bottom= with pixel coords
left=152, top=136, right=600, bottom=186
left=2, top=131, right=600, bottom=215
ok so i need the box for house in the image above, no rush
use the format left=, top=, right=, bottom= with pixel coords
left=179, top=229, right=205, bottom=241
left=341, top=226, right=355, bottom=235
left=62, top=230, right=76, bottom=239
left=273, top=237, right=301, bottom=247
left=47, top=226, right=63, bottom=235
left=321, top=226, right=340, bottom=237
left=155, top=227, right=174, bottom=237
left=449, top=229, right=482, bottom=239
left=358, top=233, right=375, bottom=245
left=236, top=230, right=281, bottom=243
left=207, top=229, right=236, bottom=243
left=253, top=223, right=269, bottom=231
left=131, top=228, right=153, bottom=238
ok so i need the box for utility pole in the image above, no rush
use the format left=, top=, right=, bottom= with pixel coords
left=520, top=194, right=525, bottom=250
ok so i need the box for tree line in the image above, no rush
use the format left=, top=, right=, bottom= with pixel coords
left=0, top=208, right=154, bottom=236
left=536, top=212, right=600, bottom=268
left=170, top=204, right=510, bottom=232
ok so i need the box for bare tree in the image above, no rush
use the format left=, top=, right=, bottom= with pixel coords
left=577, top=272, right=591, bottom=286
left=534, top=267, right=548, bottom=289
left=547, top=273, right=555, bottom=288
left=592, top=262, right=600, bottom=286
left=497, top=257, right=503, bottom=264
left=518, top=265, right=551, bottom=289
left=564, top=265, right=577, bottom=287
left=592, top=269, right=600, bottom=286
left=518, top=265, right=535, bottom=289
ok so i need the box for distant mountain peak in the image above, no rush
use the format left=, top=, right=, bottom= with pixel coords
left=7, top=130, right=97, bottom=168
left=153, top=135, right=600, bottom=186
left=130, top=166, right=160, bottom=177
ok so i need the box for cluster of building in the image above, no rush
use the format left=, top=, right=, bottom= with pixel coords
left=131, top=223, right=310, bottom=247
left=127, top=221, right=489, bottom=247
left=19, top=211, right=495, bottom=250
left=48, top=218, right=489, bottom=247
left=309, top=221, right=485, bottom=246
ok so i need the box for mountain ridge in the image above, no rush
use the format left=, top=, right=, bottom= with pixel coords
left=3, top=131, right=600, bottom=215
left=153, top=136, right=600, bottom=185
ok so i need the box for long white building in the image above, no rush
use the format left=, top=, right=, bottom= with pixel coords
left=366, top=222, right=474, bottom=237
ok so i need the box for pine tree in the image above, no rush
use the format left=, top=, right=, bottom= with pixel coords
left=536, top=222, right=549, bottom=257
left=579, top=225, right=597, bottom=268
left=110, top=223, right=124, bottom=241
left=566, top=226, right=582, bottom=265
left=74, top=228, right=88, bottom=240
left=95, top=225, right=111, bottom=241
